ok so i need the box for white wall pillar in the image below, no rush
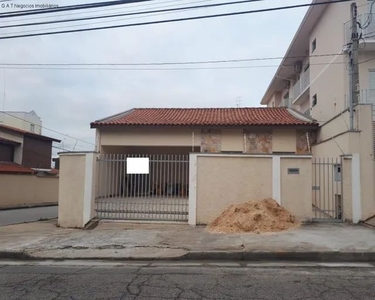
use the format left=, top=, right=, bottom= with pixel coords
left=58, top=152, right=97, bottom=228
left=272, top=156, right=281, bottom=204
left=188, top=153, right=198, bottom=226
left=352, top=153, right=362, bottom=224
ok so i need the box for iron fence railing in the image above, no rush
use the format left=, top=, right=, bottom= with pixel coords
left=95, top=154, right=189, bottom=221
left=312, top=157, right=343, bottom=222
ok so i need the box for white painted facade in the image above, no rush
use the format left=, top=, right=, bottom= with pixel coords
left=0, top=110, right=42, bottom=134
left=261, top=0, right=375, bottom=223
left=261, top=0, right=375, bottom=122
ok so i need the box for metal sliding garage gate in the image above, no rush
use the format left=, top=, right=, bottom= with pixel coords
left=312, top=157, right=344, bottom=222
left=95, top=154, right=189, bottom=222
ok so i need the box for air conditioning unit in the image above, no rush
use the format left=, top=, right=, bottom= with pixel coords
left=283, top=80, right=291, bottom=89
left=294, top=61, right=303, bottom=73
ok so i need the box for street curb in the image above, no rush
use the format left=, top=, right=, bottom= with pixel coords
left=0, top=251, right=32, bottom=260
left=2, top=251, right=375, bottom=262
left=0, top=203, right=58, bottom=211
left=185, top=251, right=375, bottom=262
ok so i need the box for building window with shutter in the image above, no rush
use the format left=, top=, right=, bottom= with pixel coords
left=311, top=39, right=317, bottom=53
left=312, top=94, right=318, bottom=107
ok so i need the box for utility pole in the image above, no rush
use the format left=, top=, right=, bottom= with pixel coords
left=349, top=2, right=359, bottom=131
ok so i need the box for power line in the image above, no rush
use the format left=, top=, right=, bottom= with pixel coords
left=0, top=53, right=345, bottom=67
left=1, top=111, right=95, bottom=146
left=0, top=0, right=263, bottom=29
left=0, top=61, right=351, bottom=71
left=0, top=0, right=193, bottom=23
left=1, top=7, right=201, bottom=36
left=0, top=0, right=155, bottom=18
left=0, top=0, right=351, bottom=40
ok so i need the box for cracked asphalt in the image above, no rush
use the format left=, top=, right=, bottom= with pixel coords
left=1, top=264, right=375, bottom=299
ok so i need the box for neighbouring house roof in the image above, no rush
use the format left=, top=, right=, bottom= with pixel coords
left=260, top=0, right=328, bottom=104
left=0, top=136, right=21, bottom=146
left=0, top=162, right=35, bottom=174
left=32, top=168, right=59, bottom=175
left=0, top=124, right=61, bottom=142
left=91, top=107, right=318, bottom=128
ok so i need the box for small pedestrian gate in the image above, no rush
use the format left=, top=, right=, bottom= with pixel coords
left=312, top=157, right=344, bottom=222
left=95, top=154, right=189, bottom=222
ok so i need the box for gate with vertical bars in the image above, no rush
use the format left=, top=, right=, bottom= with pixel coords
left=312, top=157, right=344, bottom=222
left=95, top=154, right=189, bottom=222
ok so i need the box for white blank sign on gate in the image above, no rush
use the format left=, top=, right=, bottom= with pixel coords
left=126, top=157, right=149, bottom=174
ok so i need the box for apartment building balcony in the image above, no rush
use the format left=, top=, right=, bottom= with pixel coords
left=292, top=71, right=310, bottom=105
left=344, top=14, right=375, bottom=51
left=278, top=98, right=292, bottom=108
left=345, top=89, right=375, bottom=118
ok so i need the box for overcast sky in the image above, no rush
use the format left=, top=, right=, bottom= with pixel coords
left=0, top=0, right=310, bottom=152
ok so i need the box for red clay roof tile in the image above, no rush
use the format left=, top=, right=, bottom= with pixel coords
left=0, top=162, right=35, bottom=174
left=91, top=108, right=316, bottom=127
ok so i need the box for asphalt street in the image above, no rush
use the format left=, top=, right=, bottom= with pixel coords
left=0, top=206, right=57, bottom=226
left=0, top=262, right=375, bottom=299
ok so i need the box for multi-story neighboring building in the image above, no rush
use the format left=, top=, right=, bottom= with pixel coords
left=0, top=124, right=60, bottom=169
left=0, top=110, right=42, bottom=134
left=261, top=0, right=375, bottom=222
left=261, top=0, right=375, bottom=121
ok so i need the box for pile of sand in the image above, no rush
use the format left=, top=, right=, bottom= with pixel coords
left=207, top=198, right=299, bottom=234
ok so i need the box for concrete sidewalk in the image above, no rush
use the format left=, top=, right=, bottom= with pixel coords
left=1, top=220, right=375, bottom=261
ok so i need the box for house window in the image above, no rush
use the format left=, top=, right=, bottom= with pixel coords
left=311, top=39, right=317, bottom=53
left=312, top=94, right=318, bottom=107
left=304, top=63, right=310, bottom=73
left=30, top=124, right=35, bottom=132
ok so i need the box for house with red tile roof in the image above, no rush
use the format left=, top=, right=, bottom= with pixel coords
left=0, top=123, right=60, bottom=173
left=84, top=107, right=319, bottom=222
left=0, top=124, right=60, bottom=209
left=91, top=107, right=318, bottom=155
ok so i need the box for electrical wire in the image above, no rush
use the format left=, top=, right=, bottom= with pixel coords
left=358, top=55, right=375, bottom=64
left=0, top=0, right=263, bottom=29
left=0, top=0, right=352, bottom=40
left=359, top=0, right=375, bottom=29
left=0, top=61, right=351, bottom=71
left=0, top=53, right=345, bottom=67
left=0, top=0, right=155, bottom=17
left=0, top=0, right=200, bottom=22
left=1, top=111, right=95, bottom=146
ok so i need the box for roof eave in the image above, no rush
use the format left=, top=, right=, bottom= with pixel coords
left=91, top=123, right=317, bottom=128
left=260, top=0, right=325, bottom=105
left=24, top=133, right=61, bottom=143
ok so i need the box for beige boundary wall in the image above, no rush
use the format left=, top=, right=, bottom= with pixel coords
left=57, top=152, right=361, bottom=227
left=188, top=153, right=314, bottom=225
left=58, top=152, right=97, bottom=228
left=0, top=174, right=58, bottom=209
